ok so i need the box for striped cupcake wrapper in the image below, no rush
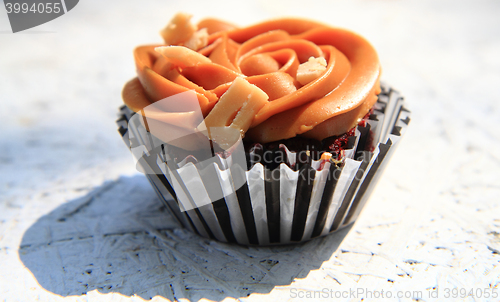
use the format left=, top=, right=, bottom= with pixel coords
left=117, top=83, right=410, bottom=245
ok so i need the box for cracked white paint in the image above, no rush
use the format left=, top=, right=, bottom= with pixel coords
left=1, top=0, right=500, bottom=301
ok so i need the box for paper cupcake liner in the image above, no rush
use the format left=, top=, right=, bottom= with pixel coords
left=117, top=83, right=410, bottom=245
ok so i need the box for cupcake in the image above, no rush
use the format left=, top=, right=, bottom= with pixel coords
left=117, top=13, right=410, bottom=245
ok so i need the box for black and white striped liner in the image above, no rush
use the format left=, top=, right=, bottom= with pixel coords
left=117, top=83, right=410, bottom=245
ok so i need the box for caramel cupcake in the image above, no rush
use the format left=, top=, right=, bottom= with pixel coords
left=117, top=13, right=410, bottom=245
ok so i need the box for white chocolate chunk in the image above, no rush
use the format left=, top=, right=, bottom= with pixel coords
left=160, top=12, right=197, bottom=45
left=155, top=46, right=211, bottom=68
left=201, top=127, right=242, bottom=151
left=296, top=56, right=327, bottom=85
left=184, top=28, right=209, bottom=51
left=201, top=77, right=269, bottom=135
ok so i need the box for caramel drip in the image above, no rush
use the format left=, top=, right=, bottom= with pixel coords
left=123, top=17, right=381, bottom=142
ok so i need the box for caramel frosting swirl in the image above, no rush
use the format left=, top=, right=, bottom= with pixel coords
left=123, top=15, right=381, bottom=143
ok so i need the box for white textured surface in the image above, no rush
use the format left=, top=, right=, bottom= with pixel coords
left=1, top=0, right=499, bottom=301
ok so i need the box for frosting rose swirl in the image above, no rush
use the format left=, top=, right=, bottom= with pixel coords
left=122, top=15, right=381, bottom=143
